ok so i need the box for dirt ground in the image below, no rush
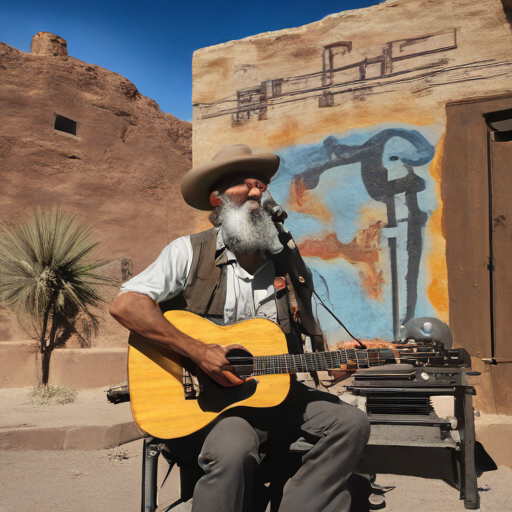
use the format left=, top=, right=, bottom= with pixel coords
left=1, top=439, right=511, bottom=512
left=2, top=386, right=511, bottom=511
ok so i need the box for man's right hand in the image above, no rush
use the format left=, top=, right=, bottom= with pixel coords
left=110, top=292, right=246, bottom=388
left=192, top=343, right=246, bottom=387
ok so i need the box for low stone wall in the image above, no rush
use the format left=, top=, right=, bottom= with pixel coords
left=475, top=415, right=512, bottom=468
left=48, top=348, right=128, bottom=389
left=0, top=343, right=127, bottom=389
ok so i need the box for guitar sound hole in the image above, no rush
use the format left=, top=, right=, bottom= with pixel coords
left=196, top=368, right=258, bottom=413
left=226, top=348, right=254, bottom=380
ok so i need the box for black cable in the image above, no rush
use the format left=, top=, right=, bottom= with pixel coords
left=313, top=291, right=366, bottom=349
left=263, top=193, right=367, bottom=351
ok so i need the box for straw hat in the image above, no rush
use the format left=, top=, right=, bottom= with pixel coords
left=181, top=144, right=280, bottom=211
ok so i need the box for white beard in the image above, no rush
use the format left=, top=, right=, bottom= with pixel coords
left=217, top=195, right=282, bottom=255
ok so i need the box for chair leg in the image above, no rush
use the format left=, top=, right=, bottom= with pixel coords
left=142, top=438, right=161, bottom=512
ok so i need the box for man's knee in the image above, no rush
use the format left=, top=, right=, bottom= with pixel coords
left=303, top=399, right=370, bottom=445
left=322, top=402, right=370, bottom=441
left=337, top=403, right=371, bottom=444
left=199, top=417, right=259, bottom=469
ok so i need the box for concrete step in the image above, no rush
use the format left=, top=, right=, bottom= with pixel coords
left=0, top=387, right=143, bottom=450
left=3, top=384, right=512, bottom=466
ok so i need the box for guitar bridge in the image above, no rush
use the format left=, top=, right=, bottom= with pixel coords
left=183, top=369, right=200, bottom=400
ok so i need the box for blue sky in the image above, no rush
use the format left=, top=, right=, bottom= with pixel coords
left=1, top=1, right=381, bottom=121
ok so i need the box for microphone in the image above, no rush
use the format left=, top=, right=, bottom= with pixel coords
left=262, top=195, right=293, bottom=248
left=262, top=197, right=288, bottom=224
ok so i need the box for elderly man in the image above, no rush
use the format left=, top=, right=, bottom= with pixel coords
left=110, top=144, right=371, bottom=512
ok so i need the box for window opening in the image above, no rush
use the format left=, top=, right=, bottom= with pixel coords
left=54, top=115, right=77, bottom=136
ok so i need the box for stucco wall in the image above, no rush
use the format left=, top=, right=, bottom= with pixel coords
left=192, top=0, right=512, bottom=346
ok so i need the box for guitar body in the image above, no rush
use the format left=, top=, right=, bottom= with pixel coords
left=128, top=310, right=291, bottom=440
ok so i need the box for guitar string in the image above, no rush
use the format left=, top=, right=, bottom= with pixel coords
left=228, top=348, right=389, bottom=376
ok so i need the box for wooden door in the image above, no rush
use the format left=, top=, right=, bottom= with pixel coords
left=444, top=96, right=512, bottom=415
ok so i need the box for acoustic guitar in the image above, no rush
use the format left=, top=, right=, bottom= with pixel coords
left=128, top=310, right=396, bottom=439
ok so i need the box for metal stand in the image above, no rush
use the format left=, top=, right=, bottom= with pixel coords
left=141, top=438, right=161, bottom=512
left=455, top=390, right=479, bottom=509
left=349, top=365, right=496, bottom=510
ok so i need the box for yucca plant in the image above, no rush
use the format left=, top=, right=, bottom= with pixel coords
left=0, top=208, right=116, bottom=385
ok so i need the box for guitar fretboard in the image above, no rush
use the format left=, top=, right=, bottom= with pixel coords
left=253, top=349, right=393, bottom=376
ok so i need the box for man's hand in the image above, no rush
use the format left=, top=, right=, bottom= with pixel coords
left=192, top=343, right=246, bottom=387
left=328, top=339, right=399, bottom=385
left=110, top=292, right=246, bottom=388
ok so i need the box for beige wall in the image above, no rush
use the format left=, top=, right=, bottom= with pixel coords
left=0, top=342, right=38, bottom=388
left=193, top=0, right=512, bottom=164
left=192, top=0, right=512, bottom=413
left=0, top=342, right=128, bottom=389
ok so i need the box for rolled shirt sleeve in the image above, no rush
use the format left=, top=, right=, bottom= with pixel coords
left=120, top=236, right=193, bottom=303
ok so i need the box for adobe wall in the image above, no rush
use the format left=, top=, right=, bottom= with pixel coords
left=0, top=341, right=127, bottom=389
left=0, top=34, right=202, bottom=345
left=0, top=342, right=38, bottom=388
left=192, top=0, right=512, bottom=414
left=192, top=0, right=512, bottom=342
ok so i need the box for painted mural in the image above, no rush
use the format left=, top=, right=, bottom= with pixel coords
left=268, top=122, right=443, bottom=345
left=198, top=29, right=459, bottom=123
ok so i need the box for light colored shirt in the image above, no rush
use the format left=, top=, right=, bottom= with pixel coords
left=121, top=229, right=278, bottom=325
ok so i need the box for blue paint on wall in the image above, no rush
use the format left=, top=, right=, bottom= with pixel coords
left=269, top=122, right=440, bottom=343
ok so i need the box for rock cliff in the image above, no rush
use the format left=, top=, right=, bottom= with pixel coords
left=0, top=34, right=202, bottom=343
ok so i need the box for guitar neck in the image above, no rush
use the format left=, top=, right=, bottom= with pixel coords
left=253, top=348, right=395, bottom=376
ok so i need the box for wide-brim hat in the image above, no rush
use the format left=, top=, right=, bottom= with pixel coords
left=181, top=144, right=280, bottom=211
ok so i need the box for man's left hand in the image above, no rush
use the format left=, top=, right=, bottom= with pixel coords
left=327, top=339, right=399, bottom=385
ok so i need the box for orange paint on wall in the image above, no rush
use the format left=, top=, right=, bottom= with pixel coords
left=264, top=105, right=443, bottom=151
left=263, top=117, right=305, bottom=149
left=288, top=177, right=332, bottom=222
left=357, top=203, right=388, bottom=230
left=298, top=222, right=384, bottom=300
left=426, top=132, right=449, bottom=323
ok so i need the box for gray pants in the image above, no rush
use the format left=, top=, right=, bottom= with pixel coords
left=185, top=382, right=371, bottom=512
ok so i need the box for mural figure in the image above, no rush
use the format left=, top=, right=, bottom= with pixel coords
left=293, top=129, right=435, bottom=337
left=270, top=125, right=438, bottom=342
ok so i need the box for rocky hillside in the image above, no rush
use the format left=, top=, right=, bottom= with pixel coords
left=0, top=33, right=202, bottom=343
